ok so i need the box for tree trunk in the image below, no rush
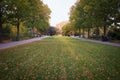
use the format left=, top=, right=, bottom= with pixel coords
left=31, top=17, right=34, bottom=37
left=96, top=27, right=100, bottom=38
left=82, top=28, right=85, bottom=38
left=88, top=27, right=90, bottom=38
left=32, top=26, right=34, bottom=37
left=0, top=17, right=2, bottom=42
left=79, top=28, right=81, bottom=37
left=103, top=26, right=106, bottom=36
left=16, top=18, right=20, bottom=41
left=0, top=0, right=3, bottom=42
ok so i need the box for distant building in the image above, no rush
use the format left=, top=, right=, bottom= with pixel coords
left=76, top=0, right=80, bottom=3
left=56, top=21, right=68, bottom=35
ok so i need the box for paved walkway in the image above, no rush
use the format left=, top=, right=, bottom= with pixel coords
left=0, top=36, right=119, bottom=50
left=72, top=36, right=120, bottom=47
left=0, top=36, right=49, bottom=50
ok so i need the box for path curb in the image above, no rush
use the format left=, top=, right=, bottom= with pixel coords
left=72, top=36, right=120, bottom=47
left=0, top=36, right=50, bottom=50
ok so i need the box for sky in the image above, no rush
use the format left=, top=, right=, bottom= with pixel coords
left=42, top=0, right=77, bottom=26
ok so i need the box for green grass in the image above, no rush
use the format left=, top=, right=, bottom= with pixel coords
left=0, top=36, right=120, bottom=80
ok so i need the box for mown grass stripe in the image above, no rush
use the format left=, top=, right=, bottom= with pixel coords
left=0, top=36, right=120, bottom=80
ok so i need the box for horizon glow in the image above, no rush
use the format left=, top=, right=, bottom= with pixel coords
left=42, top=0, right=77, bottom=26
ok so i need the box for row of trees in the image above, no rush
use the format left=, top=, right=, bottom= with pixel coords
left=64, top=0, right=120, bottom=40
left=62, top=22, right=75, bottom=36
left=0, top=0, right=51, bottom=41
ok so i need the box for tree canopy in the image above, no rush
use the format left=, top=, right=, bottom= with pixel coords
left=69, top=0, right=120, bottom=39
left=0, top=0, right=51, bottom=41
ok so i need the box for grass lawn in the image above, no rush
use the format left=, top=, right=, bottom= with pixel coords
left=0, top=36, right=120, bottom=80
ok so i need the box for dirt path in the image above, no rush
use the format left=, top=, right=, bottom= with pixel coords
left=72, top=36, right=120, bottom=47
left=0, top=36, right=49, bottom=50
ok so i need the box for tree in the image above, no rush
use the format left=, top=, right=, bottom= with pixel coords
left=0, top=0, right=51, bottom=41
left=4, top=0, right=51, bottom=40
left=70, top=1, right=87, bottom=38
left=7, top=0, right=31, bottom=41
left=62, top=22, right=75, bottom=36
left=0, top=0, right=3, bottom=41
left=47, top=27, right=57, bottom=36
left=69, top=0, right=120, bottom=40
left=89, top=0, right=120, bottom=36
left=25, top=0, right=51, bottom=36
left=0, top=0, right=9, bottom=41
